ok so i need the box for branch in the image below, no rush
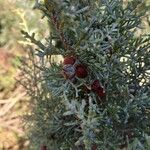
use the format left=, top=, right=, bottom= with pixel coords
left=21, top=30, right=46, bottom=50
left=51, top=12, right=75, bottom=51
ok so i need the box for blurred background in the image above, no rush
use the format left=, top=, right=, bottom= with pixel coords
left=0, top=0, right=48, bottom=149
left=0, top=0, right=149, bottom=150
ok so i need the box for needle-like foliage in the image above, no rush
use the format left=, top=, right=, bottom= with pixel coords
left=22, top=0, right=150, bottom=149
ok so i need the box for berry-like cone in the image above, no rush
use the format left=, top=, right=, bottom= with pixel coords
left=75, top=64, right=88, bottom=78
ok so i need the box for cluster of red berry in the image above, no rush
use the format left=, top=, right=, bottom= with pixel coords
left=62, top=56, right=106, bottom=98
left=62, top=56, right=88, bottom=79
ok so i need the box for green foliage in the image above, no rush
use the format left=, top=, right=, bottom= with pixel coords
left=22, top=0, right=150, bottom=149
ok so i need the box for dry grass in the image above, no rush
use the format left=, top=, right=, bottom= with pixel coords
left=0, top=49, right=29, bottom=150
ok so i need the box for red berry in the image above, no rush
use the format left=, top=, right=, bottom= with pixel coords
left=41, top=145, right=47, bottom=150
left=92, top=144, right=97, bottom=150
left=97, top=88, right=105, bottom=97
left=91, top=80, right=101, bottom=91
left=63, top=56, right=76, bottom=65
left=75, top=64, right=88, bottom=78
left=91, top=80, right=105, bottom=98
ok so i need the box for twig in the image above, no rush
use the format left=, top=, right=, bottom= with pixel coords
left=21, top=30, right=46, bottom=50
left=0, top=92, right=26, bottom=117
left=51, top=11, right=75, bottom=51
